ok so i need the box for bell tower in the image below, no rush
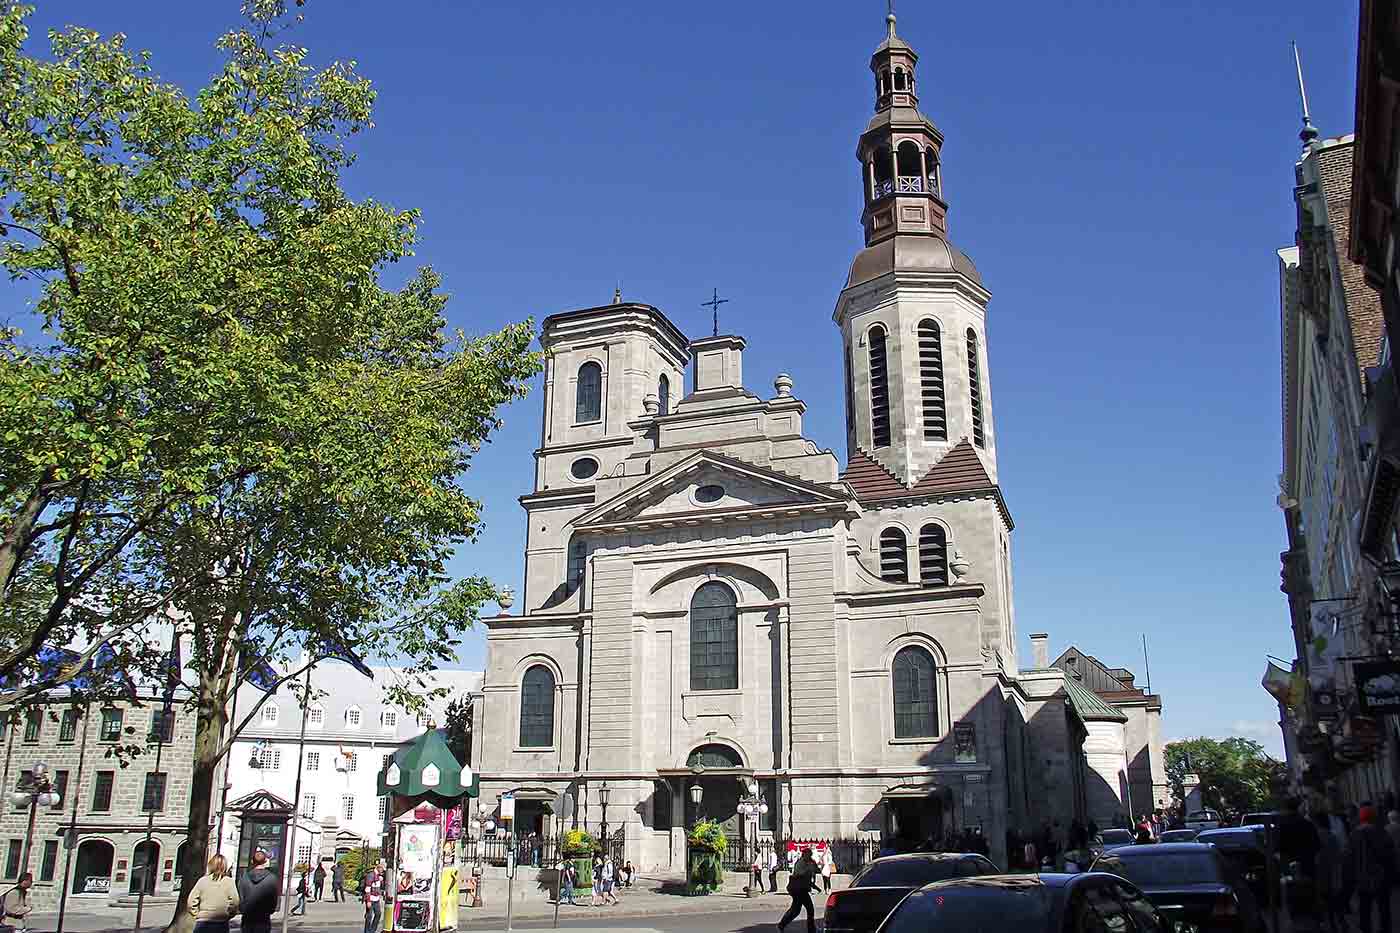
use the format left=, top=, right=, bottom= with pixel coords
left=834, top=10, right=997, bottom=486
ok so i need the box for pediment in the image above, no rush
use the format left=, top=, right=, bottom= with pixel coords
left=573, top=451, right=854, bottom=531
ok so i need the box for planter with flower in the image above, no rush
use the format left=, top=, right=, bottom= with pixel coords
left=685, top=820, right=728, bottom=895
left=562, top=829, right=598, bottom=887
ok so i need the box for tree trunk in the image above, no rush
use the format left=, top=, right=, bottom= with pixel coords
left=164, top=681, right=227, bottom=933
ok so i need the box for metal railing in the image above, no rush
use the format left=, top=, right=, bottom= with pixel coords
left=716, top=836, right=884, bottom=873
left=462, top=829, right=624, bottom=869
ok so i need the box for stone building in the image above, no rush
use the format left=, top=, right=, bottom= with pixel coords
left=470, top=12, right=1164, bottom=870
left=1276, top=129, right=1395, bottom=805
left=0, top=686, right=197, bottom=912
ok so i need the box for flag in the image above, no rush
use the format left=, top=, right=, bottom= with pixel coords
left=162, top=634, right=182, bottom=701
left=241, top=654, right=280, bottom=693
left=313, top=635, right=373, bottom=679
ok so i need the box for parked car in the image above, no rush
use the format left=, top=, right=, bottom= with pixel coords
left=873, top=873, right=1169, bottom=933
left=1098, top=828, right=1136, bottom=851
left=1186, top=809, right=1224, bottom=831
left=1092, top=842, right=1264, bottom=933
left=1238, top=812, right=1280, bottom=831
left=1196, top=827, right=1270, bottom=906
left=1159, top=829, right=1200, bottom=843
left=823, top=852, right=998, bottom=933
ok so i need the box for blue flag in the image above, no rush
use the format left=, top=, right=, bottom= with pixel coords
left=313, top=636, right=373, bottom=679
left=241, top=655, right=281, bottom=693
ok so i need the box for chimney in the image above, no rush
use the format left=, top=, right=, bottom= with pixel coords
left=1030, top=633, right=1049, bottom=669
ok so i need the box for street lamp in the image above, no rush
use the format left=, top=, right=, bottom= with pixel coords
left=599, top=782, right=611, bottom=851
left=468, top=802, right=495, bottom=908
left=688, top=781, right=704, bottom=821
left=11, top=761, right=61, bottom=882
left=736, top=781, right=768, bottom=897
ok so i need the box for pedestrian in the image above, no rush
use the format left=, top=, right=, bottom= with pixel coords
left=188, top=855, right=240, bottom=933
left=821, top=849, right=836, bottom=893
left=560, top=861, right=576, bottom=906
left=362, top=860, right=386, bottom=933
left=237, top=849, right=279, bottom=933
left=1387, top=809, right=1400, bottom=856
left=1345, top=804, right=1396, bottom=933
left=1133, top=825, right=1154, bottom=845
left=623, top=859, right=635, bottom=887
left=291, top=872, right=308, bottom=916
left=332, top=859, right=346, bottom=903
left=750, top=852, right=764, bottom=894
left=590, top=855, right=603, bottom=906
left=313, top=862, right=326, bottom=901
left=1, top=873, right=32, bottom=933
left=1312, top=812, right=1348, bottom=933
left=602, top=856, right=620, bottom=906
left=778, top=847, right=819, bottom=933
left=768, top=846, right=780, bottom=894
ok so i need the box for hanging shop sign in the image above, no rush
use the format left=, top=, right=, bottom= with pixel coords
left=1354, top=661, right=1400, bottom=715
left=1313, top=686, right=1340, bottom=719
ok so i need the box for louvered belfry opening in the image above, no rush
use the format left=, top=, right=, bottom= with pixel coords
left=879, top=527, right=908, bottom=582
left=918, top=524, right=949, bottom=586
left=966, top=328, right=984, bottom=447
left=869, top=325, right=892, bottom=447
left=918, top=320, right=946, bottom=441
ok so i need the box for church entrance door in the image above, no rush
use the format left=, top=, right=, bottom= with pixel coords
left=886, top=795, right=945, bottom=852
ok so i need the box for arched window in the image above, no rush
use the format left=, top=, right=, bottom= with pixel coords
left=918, top=524, right=948, bottom=586
left=868, top=326, right=891, bottom=447
left=567, top=538, right=586, bottom=594
left=966, top=329, right=985, bottom=447
left=879, top=527, right=908, bottom=582
left=873, top=147, right=893, bottom=199
left=576, top=362, right=602, bottom=423
left=843, top=341, right=856, bottom=434
left=926, top=149, right=940, bottom=197
left=658, top=374, right=670, bottom=416
left=918, top=321, right=946, bottom=441
left=893, top=69, right=907, bottom=91
left=690, top=582, right=738, bottom=691
left=896, top=141, right=922, bottom=191
left=892, top=646, right=938, bottom=738
left=519, top=665, right=555, bottom=747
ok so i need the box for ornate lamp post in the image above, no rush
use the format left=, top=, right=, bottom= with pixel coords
left=736, top=782, right=768, bottom=897
left=469, top=802, right=494, bottom=908
left=10, top=762, right=61, bottom=881
left=598, top=781, right=611, bottom=852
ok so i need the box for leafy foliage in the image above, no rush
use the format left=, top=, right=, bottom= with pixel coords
left=561, top=828, right=597, bottom=856
left=442, top=694, right=473, bottom=765
left=0, top=2, right=539, bottom=929
left=1165, top=736, right=1290, bottom=819
left=338, top=847, right=381, bottom=892
left=687, top=818, right=729, bottom=854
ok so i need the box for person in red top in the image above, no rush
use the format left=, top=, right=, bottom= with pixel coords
left=362, top=860, right=385, bottom=933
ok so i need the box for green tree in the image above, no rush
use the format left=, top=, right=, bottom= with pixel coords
left=1165, top=737, right=1289, bottom=819
left=0, top=4, right=539, bottom=930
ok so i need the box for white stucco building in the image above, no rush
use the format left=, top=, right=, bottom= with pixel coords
left=469, top=12, right=1164, bottom=870
left=217, top=664, right=480, bottom=871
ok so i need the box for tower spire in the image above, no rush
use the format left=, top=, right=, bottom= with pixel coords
left=886, top=0, right=897, bottom=38
left=1292, top=41, right=1320, bottom=144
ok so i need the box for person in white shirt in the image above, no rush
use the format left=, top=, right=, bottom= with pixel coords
left=767, top=848, right=780, bottom=893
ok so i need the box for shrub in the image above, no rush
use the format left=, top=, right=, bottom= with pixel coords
left=687, top=819, right=728, bottom=854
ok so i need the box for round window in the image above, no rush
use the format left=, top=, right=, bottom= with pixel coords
left=570, top=458, right=599, bottom=480
left=695, top=484, right=725, bottom=504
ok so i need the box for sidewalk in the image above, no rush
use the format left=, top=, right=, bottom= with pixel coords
left=18, top=877, right=811, bottom=932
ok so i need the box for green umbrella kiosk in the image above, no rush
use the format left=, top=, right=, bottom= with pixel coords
left=376, top=729, right=480, bottom=933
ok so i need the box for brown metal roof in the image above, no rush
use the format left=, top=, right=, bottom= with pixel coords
left=1314, top=142, right=1385, bottom=379
left=842, top=440, right=995, bottom=501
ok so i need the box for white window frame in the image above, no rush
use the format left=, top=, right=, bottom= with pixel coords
left=378, top=796, right=389, bottom=821
left=307, top=705, right=324, bottom=728
left=302, top=794, right=317, bottom=819
left=345, top=750, right=358, bottom=772
left=305, top=751, right=320, bottom=772
left=261, top=704, right=279, bottom=725
left=381, top=710, right=397, bottom=730
left=342, top=795, right=355, bottom=820
left=345, top=707, right=362, bottom=729
left=255, top=748, right=281, bottom=770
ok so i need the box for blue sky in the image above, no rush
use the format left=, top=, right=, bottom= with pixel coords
left=15, top=0, right=1366, bottom=756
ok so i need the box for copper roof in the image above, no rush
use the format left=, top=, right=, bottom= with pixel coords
left=842, top=440, right=998, bottom=501
left=1314, top=142, right=1385, bottom=378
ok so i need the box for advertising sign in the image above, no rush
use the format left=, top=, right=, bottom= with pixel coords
left=1355, top=661, right=1400, bottom=715
left=393, top=823, right=439, bottom=932
left=499, top=792, right=515, bottom=823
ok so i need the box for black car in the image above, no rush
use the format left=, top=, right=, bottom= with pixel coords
left=1099, top=828, right=1137, bottom=851
left=824, top=852, right=998, bottom=933
left=1195, top=827, right=1270, bottom=905
left=874, top=872, right=1170, bottom=933
left=1159, top=829, right=1201, bottom=844
left=1093, top=842, right=1264, bottom=933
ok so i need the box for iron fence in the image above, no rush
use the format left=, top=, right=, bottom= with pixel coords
left=716, top=836, right=883, bottom=874
left=461, top=829, right=623, bottom=869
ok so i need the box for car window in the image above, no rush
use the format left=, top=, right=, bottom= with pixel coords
left=1113, top=881, right=1165, bottom=933
left=854, top=858, right=958, bottom=887
left=1066, top=886, right=1109, bottom=933
left=885, top=885, right=1052, bottom=933
left=956, top=858, right=995, bottom=877
left=1100, top=830, right=1134, bottom=845
left=1085, top=882, right=1132, bottom=933
left=1095, top=852, right=1221, bottom=888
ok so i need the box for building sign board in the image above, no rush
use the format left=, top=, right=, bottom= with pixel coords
left=1355, top=661, right=1400, bottom=715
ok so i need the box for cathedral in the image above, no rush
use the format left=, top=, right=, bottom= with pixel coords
left=469, top=12, right=1165, bottom=870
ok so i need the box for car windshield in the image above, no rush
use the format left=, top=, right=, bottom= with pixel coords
left=1160, top=831, right=1197, bottom=843
left=1100, top=830, right=1134, bottom=845
left=1096, top=852, right=1222, bottom=887
left=855, top=859, right=960, bottom=887
left=1199, top=831, right=1259, bottom=850
left=1187, top=810, right=1219, bottom=821
left=881, top=884, right=1053, bottom=933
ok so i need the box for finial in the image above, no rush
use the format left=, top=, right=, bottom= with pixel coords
left=886, top=0, right=897, bottom=38
left=613, top=283, right=622, bottom=304
left=1292, top=42, right=1319, bottom=144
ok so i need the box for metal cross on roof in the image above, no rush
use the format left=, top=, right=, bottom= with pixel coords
left=701, top=288, right=729, bottom=337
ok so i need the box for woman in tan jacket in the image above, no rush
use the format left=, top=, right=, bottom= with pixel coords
left=188, top=854, right=240, bottom=933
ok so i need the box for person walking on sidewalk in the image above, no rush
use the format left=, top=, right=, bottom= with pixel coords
left=291, top=872, right=308, bottom=916
left=332, top=860, right=346, bottom=903
left=821, top=850, right=836, bottom=893
left=768, top=847, right=780, bottom=894
left=1, top=874, right=32, bottom=933
left=1346, top=804, right=1397, bottom=933
left=601, top=856, right=621, bottom=906
left=560, top=861, right=577, bottom=905
left=363, top=860, right=386, bottom=933
left=188, top=855, right=240, bottom=933
left=777, top=847, right=820, bottom=933
left=237, top=850, right=279, bottom=933
left=313, top=862, right=326, bottom=901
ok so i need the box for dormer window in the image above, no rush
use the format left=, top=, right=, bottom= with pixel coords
left=307, top=705, right=324, bottom=728
left=261, top=704, right=279, bottom=725
left=381, top=710, right=397, bottom=730
left=346, top=706, right=362, bottom=729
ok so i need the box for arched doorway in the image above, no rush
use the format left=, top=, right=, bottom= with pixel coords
left=684, top=745, right=745, bottom=838
left=72, top=839, right=114, bottom=895
left=173, top=841, right=190, bottom=891
left=129, top=840, right=159, bottom=895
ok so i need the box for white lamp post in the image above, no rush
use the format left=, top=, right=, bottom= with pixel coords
left=736, top=781, right=768, bottom=897
left=11, top=760, right=60, bottom=884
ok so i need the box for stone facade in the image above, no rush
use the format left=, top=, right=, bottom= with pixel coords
left=0, top=693, right=198, bottom=912
left=471, top=12, right=1164, bottom=872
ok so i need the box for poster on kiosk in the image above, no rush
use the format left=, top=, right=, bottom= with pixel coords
left=392, top=820, right=440, bottom=932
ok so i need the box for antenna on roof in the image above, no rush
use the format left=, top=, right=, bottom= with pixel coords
left=1292, top=42, right=1319, bottom=144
